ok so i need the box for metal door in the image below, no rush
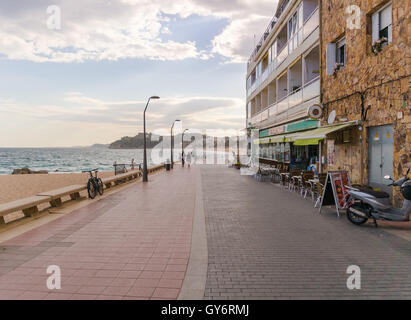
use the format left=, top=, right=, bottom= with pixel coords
left=368, top=125, right=394, bottom=197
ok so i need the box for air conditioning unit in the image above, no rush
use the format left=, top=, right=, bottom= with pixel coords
left=307, top=104, right=323, bottom=119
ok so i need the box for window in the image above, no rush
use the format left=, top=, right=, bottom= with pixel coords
left=372, top=3, right=392, bottom=45
left=326, top=37, right=346, bottom=76
left=336, top=38, right=346, bottom=66
left=288, top=11, right=298, bottom=39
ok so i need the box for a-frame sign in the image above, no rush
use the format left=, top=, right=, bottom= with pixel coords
left=319, top=171, right=352, bottom=217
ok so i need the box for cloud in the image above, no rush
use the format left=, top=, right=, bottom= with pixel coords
left=0, top=0, right=278, bottom=63
left=0, top=93, right=245, bottom=145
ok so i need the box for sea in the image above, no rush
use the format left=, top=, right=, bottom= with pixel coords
left=0, top=147, right=154, bottom=175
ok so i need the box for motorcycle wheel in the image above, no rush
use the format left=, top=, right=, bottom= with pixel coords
left=346, top=204, right=369, bottom=225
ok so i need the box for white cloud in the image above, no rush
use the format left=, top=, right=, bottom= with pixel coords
left=0, top=0, right=278, bottom=63
left=0, top=93, right=245, bottom=146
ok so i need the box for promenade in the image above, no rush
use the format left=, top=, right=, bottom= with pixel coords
left=0, top=166, right=410, bottom=300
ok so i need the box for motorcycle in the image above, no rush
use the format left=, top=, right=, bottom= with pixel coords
left=345, top=168, right=411, bottom=227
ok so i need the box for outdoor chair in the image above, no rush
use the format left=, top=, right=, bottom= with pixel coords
left=271, top=163, right=283, bottom=183
left=300, top=171, right=315, bottom=198
left=288, top=169, right=301, bottom=191
left=314, top=173, right=328, bottom=208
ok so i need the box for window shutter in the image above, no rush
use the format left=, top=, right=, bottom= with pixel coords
left=326, top=43, right=336, bottom=76
left=380, top=5, right=391, bottom=29
left=372, top=12, right=379, bottom=43
left=388, top=24, right=392, bottom=43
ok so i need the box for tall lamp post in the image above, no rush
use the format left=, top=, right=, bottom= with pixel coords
left=143, top=96, right=160, bottom=182
left=181, top=129, right=188, bottom=167
left=170, top=119, right=181, bottom=169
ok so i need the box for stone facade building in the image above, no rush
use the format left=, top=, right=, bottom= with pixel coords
left=245, top=0, right=409, bottom=206
left=320, top=0, right=410, bottom=206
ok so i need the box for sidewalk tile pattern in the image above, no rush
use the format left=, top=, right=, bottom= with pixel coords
left=0, top=168, right=196, bottom=300
left=201, top=166, right=411, bottom=300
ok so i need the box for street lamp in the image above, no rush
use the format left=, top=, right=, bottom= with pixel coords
left=182, top=129, right=189, bottom=167
left=143, top=96, right=160, bottom=182
left=170, top=119, right=181, bottom=169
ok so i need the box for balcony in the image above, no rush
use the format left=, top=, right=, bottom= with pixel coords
left=247, top=6, right=319, bottom=98
left=248, top=77, right=320, bottom=127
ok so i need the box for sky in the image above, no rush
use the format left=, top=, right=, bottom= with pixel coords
left=0, top=0, right=278, bottom=147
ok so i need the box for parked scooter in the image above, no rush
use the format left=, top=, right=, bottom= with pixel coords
left=345, top=168, right=411, bottom=227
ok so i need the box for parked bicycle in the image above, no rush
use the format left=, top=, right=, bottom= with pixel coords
left=82, top=169, right=104, bottom=199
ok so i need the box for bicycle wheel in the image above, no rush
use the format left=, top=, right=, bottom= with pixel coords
left=87, top=180, right=97, bottom=199
left=97, top=178, right=104, bottom=196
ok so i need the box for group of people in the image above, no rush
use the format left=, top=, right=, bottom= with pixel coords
left=181, top=151, right=193, bottom=168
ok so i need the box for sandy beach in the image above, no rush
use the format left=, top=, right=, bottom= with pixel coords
left=0, top=172, right=116, bottom=223
left=0, top=172, right=115, bottom=204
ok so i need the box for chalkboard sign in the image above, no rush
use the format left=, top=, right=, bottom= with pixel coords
left=319, top=171, right=352, bottom=217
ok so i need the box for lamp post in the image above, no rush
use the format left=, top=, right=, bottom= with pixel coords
left=170, top=119, right=181, bottom=169
left=143, top=96, right=160, bottom=182
left=182, top=129, right=188, bottom=167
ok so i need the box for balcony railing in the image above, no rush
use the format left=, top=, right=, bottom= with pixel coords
left=248, top=77, right=320, bottom=126
left=247, top=7, right=319, bottom=98
left=303, top=7, right=319, bottom=40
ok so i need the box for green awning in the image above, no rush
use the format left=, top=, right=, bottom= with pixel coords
left=293, top=138, right=324, bottom=146
left=255, top=121, right=359, bottom=145
left=269, top=133, right=296, bottom=143
left=260, top=138, right=271, bottom=144
left=292, top=121, right=359, bottom=142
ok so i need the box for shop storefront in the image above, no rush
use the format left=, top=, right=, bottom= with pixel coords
left=255, top=120, right=360, bottom=174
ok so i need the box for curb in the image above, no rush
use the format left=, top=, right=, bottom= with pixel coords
left=178, top=168, right=208, bottom=300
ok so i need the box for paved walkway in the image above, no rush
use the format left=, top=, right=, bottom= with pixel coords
left=201, top=166, right=411, bottom=299
left=0, top=165, right=410, bottom=300
left=0, top=167, right=196, bottom=300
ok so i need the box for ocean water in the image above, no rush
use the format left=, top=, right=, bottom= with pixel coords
left=0, top=147, right=155, bottom=175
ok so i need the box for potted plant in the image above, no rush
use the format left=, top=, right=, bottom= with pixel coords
left=371, top=37, right=388, bottom=55
left=332, top=63, right=345, bottom=77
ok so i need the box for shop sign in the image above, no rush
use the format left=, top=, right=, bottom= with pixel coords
left=268, top=126, right=285, bottom=136
left=285, top=119, right=318, bottom=133
left=259, top=129, right=269, bottom=138
left=319, top=171, right=352, bottom=217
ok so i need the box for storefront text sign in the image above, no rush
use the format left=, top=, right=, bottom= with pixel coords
left=269, top=126, right=285, bottom=136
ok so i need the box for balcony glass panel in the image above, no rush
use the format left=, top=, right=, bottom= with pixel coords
left=288, top=89, right=302, bottom=108
left=277, top=97, right=288, bottom=114
left=277, top=45, right=288, bottom=65
left=268, top=104, right=277, bottom=117
left=302, top=77, right=320, bottom=101
left=261, top=68, right=269, bottom=82
left=303, top=7, right=319, bottom=39
left=261, top=110, right=269, bottom=121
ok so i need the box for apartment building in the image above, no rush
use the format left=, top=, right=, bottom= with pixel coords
left=246, top=0, right=323, bottom=171
left=247, top=0, right=410, bottom=206
left=321, top=0, right=410, bottom=206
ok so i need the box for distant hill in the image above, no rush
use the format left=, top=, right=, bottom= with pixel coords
left=90, top=143, right=109, bottom=148
left=109, top=133, right=163, bottom=149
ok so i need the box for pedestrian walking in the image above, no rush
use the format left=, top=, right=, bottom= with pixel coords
left=186, top=152, right=192, bottom=168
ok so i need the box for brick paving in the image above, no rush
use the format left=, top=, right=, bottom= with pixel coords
left=201, top=166, right=411, bottom=300
left=0, top=167, right=196, bottom=300
left=1, top=165, right=411, bottom=300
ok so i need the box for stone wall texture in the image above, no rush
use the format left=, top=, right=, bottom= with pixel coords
left=320, top=0, right=410, bottom=206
